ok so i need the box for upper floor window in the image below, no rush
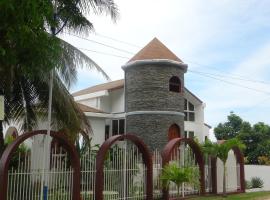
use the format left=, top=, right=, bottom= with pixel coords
left=184, top=99, right=195, bottom=121
left=169, top=76, right=181, bottom=93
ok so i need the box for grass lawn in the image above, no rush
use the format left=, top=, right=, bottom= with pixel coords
left=189, top=191, right=270, bottom=200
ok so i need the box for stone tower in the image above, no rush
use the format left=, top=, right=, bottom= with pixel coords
left=122, top=38, right=188, bottom=151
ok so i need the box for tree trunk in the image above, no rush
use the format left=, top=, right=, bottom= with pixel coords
left=223, top=162, right=227, bottom=197
left=0, top=121, right=4, bottom=157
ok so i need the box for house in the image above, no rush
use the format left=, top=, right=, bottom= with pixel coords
left=73, top=38, right=211, bottom=149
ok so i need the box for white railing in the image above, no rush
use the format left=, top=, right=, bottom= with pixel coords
left=6, top=142, right=215, bottom=199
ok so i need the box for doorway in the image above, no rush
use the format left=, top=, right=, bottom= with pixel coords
left=168, top=124, right=180, bottom=141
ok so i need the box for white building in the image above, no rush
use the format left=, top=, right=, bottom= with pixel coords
left=73, top=80, right=211, bottom=146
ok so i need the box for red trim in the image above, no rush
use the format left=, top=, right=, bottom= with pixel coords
left=161, top=137, right=205, bottom=199
left=0, top=130, right=80, bottom=200
left=95, top=134, right=153, bottom=200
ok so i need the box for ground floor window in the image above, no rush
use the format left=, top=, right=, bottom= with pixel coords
left=184, top=131, right=195, bottom=139
left=112, top=119, right=125, bottom=135
left=105, top=125, right=110, bottom=140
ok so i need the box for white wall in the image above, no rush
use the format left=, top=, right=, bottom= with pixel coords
left=100, top=95, right=111, bottom=113
left=78, top=98, right=99, bottom=109
left=216, top=151, right=238, bottom=193
left=88, top=117, right=106, bottom=146
left=111, top=89, right=124, bottom=113
left=245, top=165, right=270, bottom=190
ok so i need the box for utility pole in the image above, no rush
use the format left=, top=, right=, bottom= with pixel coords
left=40, top=9, right=56, bottom=200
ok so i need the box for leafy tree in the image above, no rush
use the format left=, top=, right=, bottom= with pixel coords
left=202, top=138, right=245, bottom=197
left=214, top=112, right=243, bottom=140
left=238, top=122, right=270, bottom=164
left=0, top=0, right=119, bottom=154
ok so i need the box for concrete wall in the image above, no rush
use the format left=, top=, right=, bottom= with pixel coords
left=245, top=165, right=270, bottom=190
left=100, top=96, right=111, bottom=113
left=88, top=117, right=106, bottom=146
left=78, top=98, right=99, bottom=108
left=111, top=89, right=124, bottom=113
left=216, top=151, right=238, bottom=193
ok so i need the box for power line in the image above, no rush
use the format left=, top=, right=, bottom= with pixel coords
left=64, top=32, right=135, bottom=55
left=188, top=69, right=270, bottom=85
left=62, top=33, right=270, bottom=88
left=79, top=48, right=130, bottom=59
left=185, top=59, right=268, bottom=82
left=65, top=32, right=270, bottom=85
left=95, top=32, right=142, bottom=48
left=189, top=71, right=270, bottom=95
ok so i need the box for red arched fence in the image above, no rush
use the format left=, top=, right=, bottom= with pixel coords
left=0, top=131, right=245, bottom=200
left=0, top=130, right=81, bottom=200
left=161, top=137, right=205, bottom=199
left=95, top=134, right=153, bottom=200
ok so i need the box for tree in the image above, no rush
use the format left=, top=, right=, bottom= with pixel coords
left=160, top=163, right=200, bottom=199
left=0, top=0, right=119, bottom=154
left=202, top=138, right=245, bottom=197
left=238, top=122, right=270, bottom=164
left=214, top=112, right=243, bottom=140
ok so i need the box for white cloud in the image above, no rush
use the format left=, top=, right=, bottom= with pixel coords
left=61, top=0, right=270, bottom=127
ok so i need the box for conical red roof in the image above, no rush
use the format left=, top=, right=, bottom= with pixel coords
left=128, top=38, right=182, bottom=63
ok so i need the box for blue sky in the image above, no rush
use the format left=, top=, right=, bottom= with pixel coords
left=61, top=0, right=270, bottom=130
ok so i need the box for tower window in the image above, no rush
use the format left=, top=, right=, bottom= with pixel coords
left=169, top=76, right=181, bottom=93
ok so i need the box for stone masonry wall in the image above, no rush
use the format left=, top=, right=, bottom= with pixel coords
left=124, top=63, right=186, bottom=151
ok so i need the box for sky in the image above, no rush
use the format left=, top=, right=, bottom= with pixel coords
left=60, top=0, right=270, bottom=133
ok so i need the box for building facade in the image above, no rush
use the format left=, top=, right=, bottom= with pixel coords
left=73, top=38, right=211, bottom=149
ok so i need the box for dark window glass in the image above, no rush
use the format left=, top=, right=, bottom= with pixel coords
left=184, top=99, right=187, bottom=110
left=105, top=125, right=110, bottom=140
left=119, top=119, right=125, bottom=135
left=184, top=131, right=187, bottom=138
left=169, top=76, right=181, bottom=93
left=112, top=120, right=118, bottom=135
left=184, top=112, right=188, bottom=121
left=188, top=102, right=194, bottom=111
left=189, top=112, right=195, bottom=121
left=189, top=131, right=194, bottom=138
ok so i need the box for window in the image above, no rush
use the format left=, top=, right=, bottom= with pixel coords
left=184, top=99, right=195, bottom=122
left=112, top=119, right=125, bottom=135
left=105, top=125, right=110, bottom=140
left=184, top=131, right=195, bottom=139
left=112, top=120, right=118, bottom=135
left=189, top=131, right=194, bottom=139
left=169, top=76, right=181, bottom=93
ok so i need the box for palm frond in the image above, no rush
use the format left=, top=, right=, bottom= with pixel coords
left=58, top=38, right=110, bottom=88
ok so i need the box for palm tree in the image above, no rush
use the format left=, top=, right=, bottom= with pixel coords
left=202, top=138, right=245, bottom=197
left=160, top=162, right=200, bottom=199
left=0, top=0, right=119, bottom=154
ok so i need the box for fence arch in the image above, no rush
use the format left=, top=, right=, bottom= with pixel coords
left=209, top=146, right=245, bottom=194
left=232, top=147, right=245, bottom=192
left=0, top=130, right=80, bottom=200
left=161, top=137, right=205, bottom=199
left=95, top=134, right=153, bottom=200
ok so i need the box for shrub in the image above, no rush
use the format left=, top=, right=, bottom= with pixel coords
left=258, top=156, right=270, bottom=165
left=251, top=177, right=264, bottom=188
left=245, top=180, right=252, bottom=189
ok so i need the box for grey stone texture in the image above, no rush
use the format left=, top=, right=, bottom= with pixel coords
left=126, top=114, right=184, bottom=151
left=124, top=62, right=186, bottom=151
